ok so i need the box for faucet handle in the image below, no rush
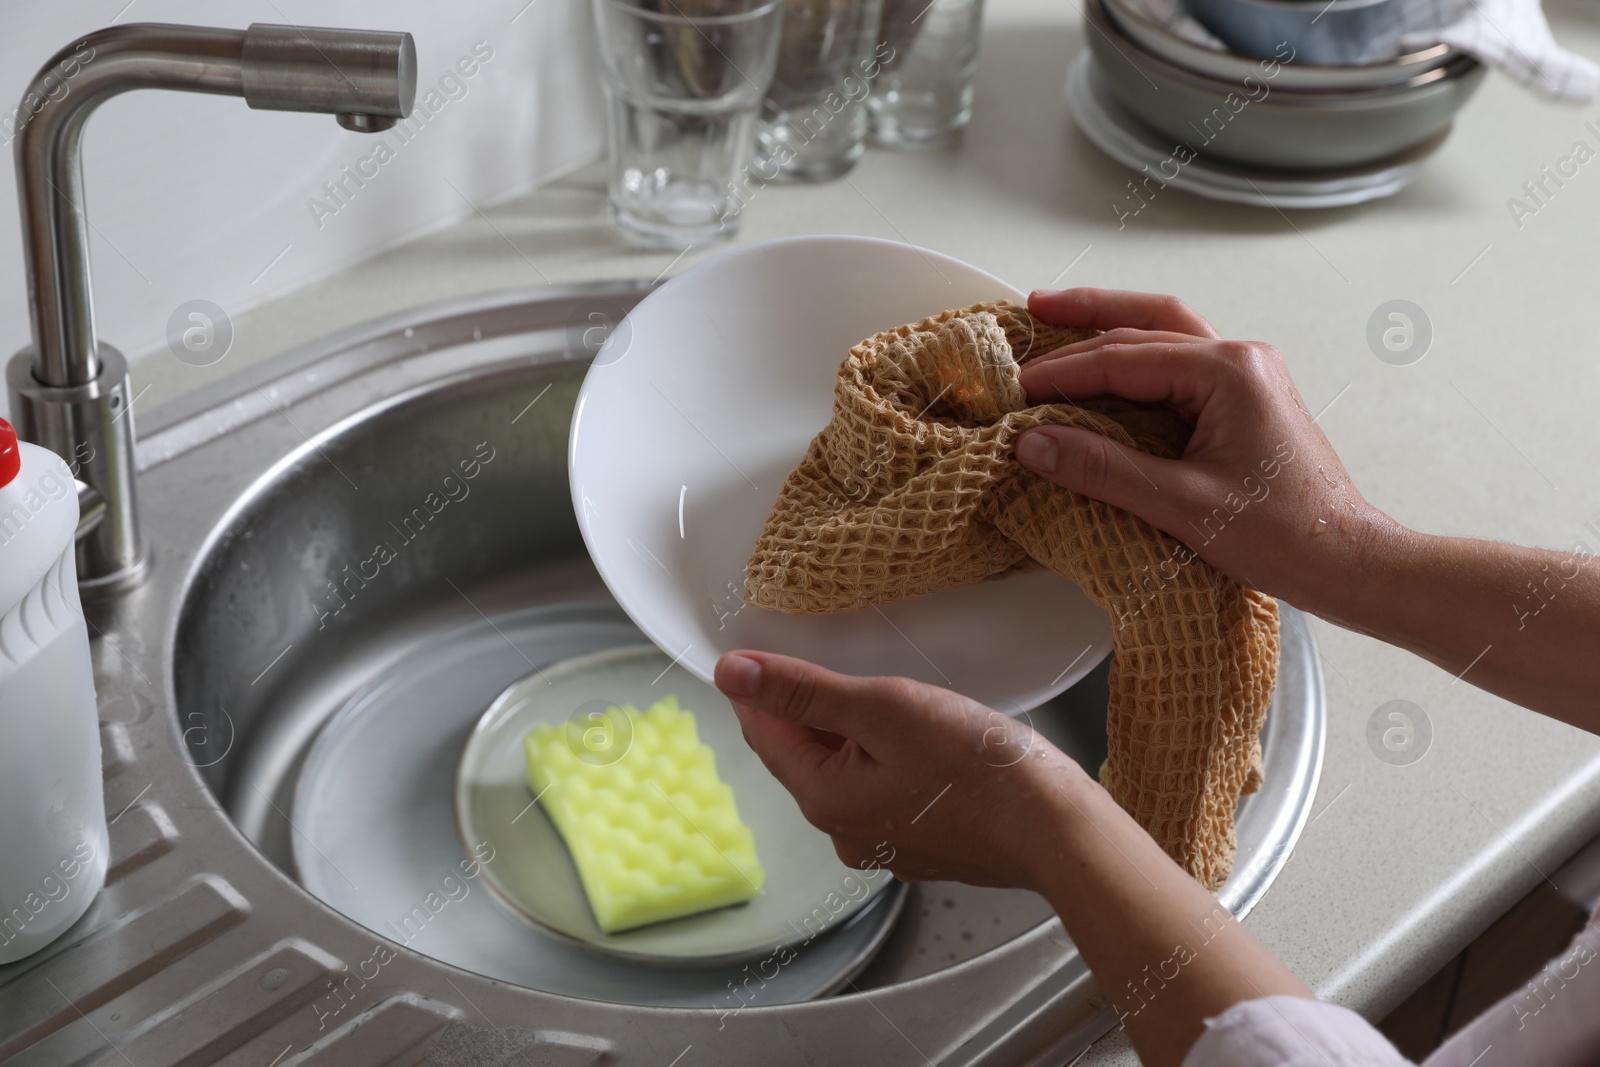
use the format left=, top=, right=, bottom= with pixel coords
left=241, top=23, right=416, bottom=132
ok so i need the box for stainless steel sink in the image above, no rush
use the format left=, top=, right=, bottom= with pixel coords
left=0, top=283, right=1324, bottom=1067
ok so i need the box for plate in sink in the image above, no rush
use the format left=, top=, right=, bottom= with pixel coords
left=292, top=602, right=906, bottom=1004
left=568, top=234, right=1113, bottom=716
left=455, top=642, right=894, bottom=964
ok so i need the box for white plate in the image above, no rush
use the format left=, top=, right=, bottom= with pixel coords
left=456, top=643, right=894, bottom=965
left=1066, top=54, right=1447, bottom=209
left=569, top=235, right=1113, bottom=714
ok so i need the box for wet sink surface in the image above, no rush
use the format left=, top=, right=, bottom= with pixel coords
left=0, top=283, right=1323, bottom=1067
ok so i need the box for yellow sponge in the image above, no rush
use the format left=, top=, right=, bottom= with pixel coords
left=523, top=695, right=765, bottom=933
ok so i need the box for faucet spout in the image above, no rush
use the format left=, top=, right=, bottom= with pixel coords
left=241, top=24, right=416, bottom=128
left=17, top=23, right=416, bottom=389
left=5, top=22, right=416, bottom=593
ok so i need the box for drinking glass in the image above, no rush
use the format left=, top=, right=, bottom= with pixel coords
left=592, top=0, right=785, bottom=247
left=755, top=0, right=886, bottom=181
left=868, top=0, right=985, bottom=146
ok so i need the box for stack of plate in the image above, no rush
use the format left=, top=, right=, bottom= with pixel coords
left=1069, top=0, right=1486, bottom=206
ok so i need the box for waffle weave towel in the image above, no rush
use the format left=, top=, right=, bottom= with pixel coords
left=743, top=301, right=1279, bottom=889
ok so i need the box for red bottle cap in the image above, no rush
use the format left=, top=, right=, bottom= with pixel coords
left=0, top=418, right=18, bottom=488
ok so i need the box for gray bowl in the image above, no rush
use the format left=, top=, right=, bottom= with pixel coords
left=1103, top=0, right=1456, bottom=89
left=1181, top=0, right=1411, bottom=65
left=1084, top=0, right=1485, bottom=170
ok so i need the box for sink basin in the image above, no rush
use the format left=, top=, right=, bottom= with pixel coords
left=0, top=283, right=1324, bottom=1066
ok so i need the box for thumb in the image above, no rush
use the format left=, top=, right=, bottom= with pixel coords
left=715, top=651, right=884, bottom=794
left=1015, top=425, right=1195, bottom=531
left=715, top=650, right=884, bottom=740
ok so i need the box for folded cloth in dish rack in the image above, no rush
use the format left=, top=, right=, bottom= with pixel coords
left=1120, top=0, right=1600, bottom=103
left=743, top=301, right=1280, bottom=890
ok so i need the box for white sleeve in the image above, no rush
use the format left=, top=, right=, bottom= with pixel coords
left=1182, top=995, right=1416, bottom=1067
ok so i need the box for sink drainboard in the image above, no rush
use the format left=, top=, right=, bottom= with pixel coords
left=0, top=282, right=1323, bottom=1067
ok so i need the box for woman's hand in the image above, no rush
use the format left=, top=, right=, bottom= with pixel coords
left=1014, top=287, right=1600, bottom=728
left=713, top=649, right=1084, bottom=889
left=715, top=647, right=1313, bottom=1067
left=1013, top=287, right=1396, bottom=615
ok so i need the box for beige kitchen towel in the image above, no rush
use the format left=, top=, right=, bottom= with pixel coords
left=744, top=300, right=1278, bottom=889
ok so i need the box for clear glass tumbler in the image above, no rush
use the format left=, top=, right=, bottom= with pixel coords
left=592, top=0, right=785, bottom=248
left=755, top=0, right=886, bottom=181
left=868, top=0, right=985, bottom=147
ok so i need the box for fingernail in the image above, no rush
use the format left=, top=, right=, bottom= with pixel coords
left=1016, top=430, right=1059, bottom=475
left=719, top=653, right=762, bottom=699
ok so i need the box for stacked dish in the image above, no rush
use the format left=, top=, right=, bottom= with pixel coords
left=1071, top=0, right=1485, bottom=202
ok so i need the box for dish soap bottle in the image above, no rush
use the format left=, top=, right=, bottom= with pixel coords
left=0, top=417, right=107, bottom=964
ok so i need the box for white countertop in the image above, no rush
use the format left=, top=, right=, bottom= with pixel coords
left=127, top=0, right=1600, bottom=1060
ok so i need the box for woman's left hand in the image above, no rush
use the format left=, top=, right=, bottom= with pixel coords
left=713, top=649, right=1084, bottom=889
left=717, top=647, right=1312, bottom=1067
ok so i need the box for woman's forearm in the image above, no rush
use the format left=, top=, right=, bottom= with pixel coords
left=1309, top=519, right=1600, bottom=729
left=1028, top=773, right=1310, bottom=1067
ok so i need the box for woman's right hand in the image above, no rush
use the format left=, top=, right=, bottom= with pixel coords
left=1012, top=287, right=1397, bottom=613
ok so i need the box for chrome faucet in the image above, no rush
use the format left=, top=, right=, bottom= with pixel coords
left=5, top=23, right=416, bottom=594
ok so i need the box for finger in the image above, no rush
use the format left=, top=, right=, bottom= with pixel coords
left=714, top=650, right=913, bottom=742
left=729, top=700, right=838, bottom=791
left=1028, top=288, right=1221, bottom=339
left=1018, top=341, right=1234, bottom=412
left=832, top=838, right=880, bottom=871
left=1022, top=327, right=1210, bottom=370
left=1015, top=424, right=1201, bottom=531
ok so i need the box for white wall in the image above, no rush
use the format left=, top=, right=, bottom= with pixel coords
left=0, top=0, right=604, bottom=414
